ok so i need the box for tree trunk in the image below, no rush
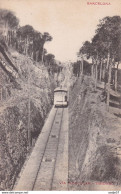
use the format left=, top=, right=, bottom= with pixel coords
left=8, top=31, right=10, bottom=46
left=91, top=64, right=94, bottom=78
left=31, top=51, right=33, bottom=59
left=49, top=61, right=51, bottom=75
left=99, top=60, right=103, bottom=82
left=26, top=37, right=32, bottom=148
left=35, top=52, right=37, bottom=62
left=24, top=37, right=27, bottom=54
left=102, top=63, right=105, bottom=80
left=91, top=58, right=95, bottom=79
left=4, top=20, right=8, bottom=44
left=18, top=35, right=21, bottom=52
left=106, top=52, right=111, bottom=111
left=1, top=88, right=2, bottom=101
left=27, top=61, right=31, bottom=148
left=81, top=60, right=83, bottom=75
left=81, top=54, right=83, bottom=76
left=41, top=47, right=44, bottom=64
left=95, top=62, right=98, bottom=91
left=114, top=63, right=119, bottom=91
left=41, top=42, right=45, bottom=64
left=114, top=68, right=117, bottom=91
left=9, top=30, right=12, bottom=46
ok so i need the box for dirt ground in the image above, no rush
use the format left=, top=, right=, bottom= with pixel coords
left=69, top=75, right=121, bottom=190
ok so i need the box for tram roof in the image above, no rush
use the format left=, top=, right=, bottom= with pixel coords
left=54, top=87, right=67, bottom=92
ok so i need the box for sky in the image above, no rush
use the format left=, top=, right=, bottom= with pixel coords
left=0, top=0, right=121, bottom=62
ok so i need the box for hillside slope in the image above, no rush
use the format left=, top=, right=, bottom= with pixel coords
left=0, top=50, right=56, bottom=190
left=69, top=76, right=121, bottom=190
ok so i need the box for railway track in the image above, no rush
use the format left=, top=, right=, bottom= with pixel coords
left=14, top=107, right=68, bottom=191
left=32, top=108, right=64, bottom=190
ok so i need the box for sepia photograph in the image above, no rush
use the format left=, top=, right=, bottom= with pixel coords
left=0, top=0, right=121, bottom=191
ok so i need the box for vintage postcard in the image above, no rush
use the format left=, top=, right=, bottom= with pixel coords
left=0, top=0, right=121, bottom=192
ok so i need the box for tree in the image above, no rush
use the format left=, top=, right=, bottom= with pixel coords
left=91, top=34, right=105, bottom=90
left=0, top=9, right=19, bottom=46
left=17, top=25, right=35, bottom=54
left=41, top=32, right=52, bottom=63
left=32, top=31, right=52, bottom=62
left=77, top=16, right=121, bottom=110
left=96, top=16, right=121, bottom=110
left=45, top=53, right=55, bottom=74
left=33, top=31, right=43, bottom=61
left=0, top=9, right=53, bottom=64
left=78, top=41, right=93, bottom=76
left=72, top=61, right=80, bottom=77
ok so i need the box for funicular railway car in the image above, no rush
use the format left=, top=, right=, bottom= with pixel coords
left=54, top=87, right=68, bottom=107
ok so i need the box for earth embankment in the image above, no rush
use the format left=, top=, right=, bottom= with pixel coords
left=69, top=75, right=121, bottom=190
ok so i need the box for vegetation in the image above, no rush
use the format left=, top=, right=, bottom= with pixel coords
left=0, top=9, right=62, bottom=75
left=74, top=16, right=121, bottom=110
